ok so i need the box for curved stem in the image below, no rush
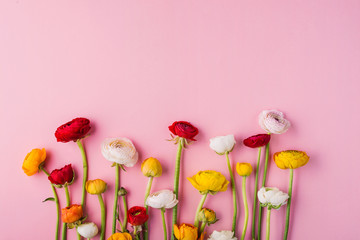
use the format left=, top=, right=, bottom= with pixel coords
left=77, top=140, right=88, bottom=209
left=266, top=208, right=271, bottom=240
left=258, top=142, right=270, bottom=240
left=283, top=169, right=294, bottom=240
left=252, top=147, right=261, bottom=240
left=161, top=208, right=167, bottom=240
left=194, top=193, right=208, bottom=227
left=98, top=194, right=106, bottom=240
left=199, top=221, right=206, bottom=235
left=41, top=167, right=60, bottom=240
left=144, top=177, right=153, bottom=240
left=241, top=177, right=249, bottom=240
left=226, top=151, right=238, bottom=233
left=171, top=138, right=184, bottom=240
left=122, top=195, right=128, bottom=232
left=112, top=164, right=120, bottom=234
left=62, top=185, right=71, bottom=240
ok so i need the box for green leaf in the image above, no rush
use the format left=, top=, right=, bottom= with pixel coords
left=42, top=197, right=55, bottom=203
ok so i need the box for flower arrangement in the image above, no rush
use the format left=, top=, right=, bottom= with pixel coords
left=22, top=110, right=309, bottom=240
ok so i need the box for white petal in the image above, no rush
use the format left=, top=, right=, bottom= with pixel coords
left=77, top=222, right=98, bottom=238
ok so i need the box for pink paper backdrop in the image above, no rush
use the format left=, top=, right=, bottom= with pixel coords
left=1, top=1, right=359, bottom=239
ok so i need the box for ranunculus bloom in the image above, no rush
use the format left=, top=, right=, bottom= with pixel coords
left=209, top=134, right=236, bottom=155
left=55, top=117, right=91, bottom=143
left=236, top=162, right=253, bottom=177
left=141, top=157, right=162, bottom=177
left=48, top=164, right=74, bottom=185
left=61, top=204, right=83, bottom=223
left=173, top=223, right=198, bottom=240
left=258, top=187, right=289, bottom=209
left=86, top=179, right=107, bottom=195
left=169, top=121, right=198, bottom=141
left=22, top=148, right=46, bottom=176
left=274, top=150, right=309, bottom=169
left=101, top=138, right=138, bottom=167
left=128, top=206, right=149, bottom=226
left=187, top=170, right=229, bottom=195
left=243, top=134, right=271, bottom=148
left=208, top=230, right=237, bottom=240
left=146, top=190, right=178, bottom=209
left=107, top=232, right=133, bottom=240
left=77, top=222, right=99, bottom=238
left=198, top=208, right=217, bottom=224
left=258, top=110, right=290, bottom=134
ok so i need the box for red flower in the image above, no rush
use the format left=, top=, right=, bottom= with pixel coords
left=169, top=121, right=198, bottom=141
left=243, top=134, right=271, bottom=148
left=48, top=164, right=74, bottom=185
left=55, top=118, right=91, bottom=143
left=128, top=206, right=149, bottom=226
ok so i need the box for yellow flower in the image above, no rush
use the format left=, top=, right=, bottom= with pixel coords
left=274, top=150, right=309, bottom=169
left=236, top=162, right=253, bottom=177
left=107, top=232, right=133, bottom=240
left=198, top=208, right=217, bottom=224
left=174, top=223, right=198, bottom=240
left=187, top=170, right=229, bottom=195
left=86, top=179, right=107, bottom=194
left=22, top=148, right=46, bottom=176
left=141, top=157, right=162, bottom=177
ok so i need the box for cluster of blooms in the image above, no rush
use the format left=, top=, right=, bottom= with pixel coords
left=22, top=110, right=309, bottom=240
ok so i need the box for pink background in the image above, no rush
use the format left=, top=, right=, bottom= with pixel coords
left=1, top=1, right=359, bottom=239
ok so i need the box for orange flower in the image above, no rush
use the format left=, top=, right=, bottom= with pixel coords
left=174, top=223, right=198, bottom=240
left=61, top=204, right=83, bottom=223
left=22, top=148, right=46, bottom=176
left=107, top=232, right=133, bottom=240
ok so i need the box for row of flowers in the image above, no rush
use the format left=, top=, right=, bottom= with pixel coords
left=22, top=110, right=309, bottom=240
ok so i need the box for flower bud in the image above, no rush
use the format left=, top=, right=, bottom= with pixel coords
left=141, top=157, right=162, bottom=177
left=208, top=230, right=237, bottom=240
left=236, top=163, right=252, bottom=177
left=77, top=222, right=98, bottom=238
left=22, top=148, right=46, bottom=176
left=118, top=187, right=128, bottom=196
left=86, top=179, right=107, bottom=195
left=173, top=223, right=198, bottom=240
left=48, top=164, right=74, bottom=186
left=107, top=232, right=133, bottom=240
left=209, top=135, right=236, bottom=155
left=61, top=204, right=83, bottom=223
left=198, top=208, right=218, bottom=225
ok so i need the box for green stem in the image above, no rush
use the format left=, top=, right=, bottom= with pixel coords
left=225, top=151, right=237, bottom=233
left=112, top=164, right=120, bottom=234
left=77, top=140, right=88, bottom=209
left=144, top=177, right=153, bottom=240
left=266, top=208, right=271, bottom=240
left=171, top=138, right=184, bottom=240
left=98, top=194, right=106, bottom=240
left=258, top=142, right=270, bottom=240
left=62, top=185, right=71, bottom=240
left=194, top=193, right=208, bottom=227
left=122, top=195, right=128, bottom=232
left=41, top=167, right=60, bottom=240
left=161, top=208, right=167, bottom=240
left=135, top=235, right=140, bottom=240
left=252, top=147, right=261, bottom=240
left=241, top=177, right=249, bottom=240
left=199, top=221, right=206, bottom=235
left=283, top=169, right=294, bottom=240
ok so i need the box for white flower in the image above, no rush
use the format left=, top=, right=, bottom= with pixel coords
left=258, top=110, right=290, bottom=134
left=208, top=230, right=237, bottom=240
left=77, top=222, right=98, bottom=238
left=209, top=135, right=236, bottom=155
left=101, top=138, right=138, bottom=167
left=146, top=190, right=178, bottom=209
left=258, top=187, right=289, bottom=209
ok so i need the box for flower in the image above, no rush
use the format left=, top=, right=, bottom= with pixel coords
left=128, top=206, right=149, bottom=226
left=107, top=232, right=133, bottom=240
left=198, top=208, right=218, bottom=225
left=173, top=223, right=198, bottom=240
left=77, top=222, right=99, bottom=238
left=141, top=157, right=162, bottom=177
left=274, top=150, right=309, bottom=169
left=208, top=230, right=237, bottom=240
left=22, top=148, right=46, bottom=176
left=48, top=164, right=74, bottom=185
left=101, top=138, right=138, bottom=167
left=146, top=190, right=178, bottom=209
left=55, top=117, right=91, bottom=143
left=258, top=187, right=289, bottom=209
left=243, top=134, right=271, bottom=148
left=209, top=135, right=236, bottom=155
left=258, top=110, right=290, bottom=134
left=61, top=204, right=83, bottom=223
left=86, top=179, right=107, bottom=195
left=187, top=170, right=229, bottom=195
left=169, top=121, right=198, bottom=141
left=236, top=163, right=253, bottom=177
